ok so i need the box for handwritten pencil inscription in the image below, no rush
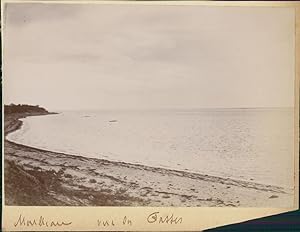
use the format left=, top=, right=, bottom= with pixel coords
left=13, top=211, right=183, bottom=229
left=14, top=214, right=72, bottom=228
left=97, top=216, right=133, bottom=227
left=96, top=212, right=182, bottom=228
left=147, top=212, right=183, bottom=224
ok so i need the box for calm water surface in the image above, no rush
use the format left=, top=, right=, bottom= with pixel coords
left=7, top=108, right=294, bottom=188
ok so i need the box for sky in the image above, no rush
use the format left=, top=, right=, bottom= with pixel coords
left=3, top=3, right=295, bottom=111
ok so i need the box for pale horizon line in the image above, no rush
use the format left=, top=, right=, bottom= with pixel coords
left=4, top=103, right=294, bottom=112
left=52, top=106, right=294, bottom=112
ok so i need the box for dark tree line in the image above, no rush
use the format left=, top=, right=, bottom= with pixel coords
left=4, top=104, right=48, bottom=114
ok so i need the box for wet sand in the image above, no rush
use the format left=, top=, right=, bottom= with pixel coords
left=4, top=112, right=294, bottom=207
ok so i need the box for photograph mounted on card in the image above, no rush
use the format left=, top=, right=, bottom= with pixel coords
left=2, top=1, right=299, bottom=231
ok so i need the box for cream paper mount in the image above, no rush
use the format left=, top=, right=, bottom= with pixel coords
left=1, top=1, right=299, bottom=231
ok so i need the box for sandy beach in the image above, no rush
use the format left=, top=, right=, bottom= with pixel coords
left=4, top=111, right=294, bottom=207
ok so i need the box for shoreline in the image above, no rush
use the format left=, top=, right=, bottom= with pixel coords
left=4, top=112, right=294, bottom=207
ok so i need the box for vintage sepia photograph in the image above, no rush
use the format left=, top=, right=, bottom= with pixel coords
left=3, top=1, right=297, bottom=213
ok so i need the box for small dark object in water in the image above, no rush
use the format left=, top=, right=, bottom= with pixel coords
left=109, top=120, right=118, bottom=123
left=269, top=195, right=279, bottom=199
left=83, top=115, right=91, bottom=118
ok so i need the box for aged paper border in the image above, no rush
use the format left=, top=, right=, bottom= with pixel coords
left=1, top=1, right=299, bottom=231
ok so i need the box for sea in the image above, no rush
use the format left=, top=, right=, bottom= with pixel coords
left=7, top=108, right=294, bottom=189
